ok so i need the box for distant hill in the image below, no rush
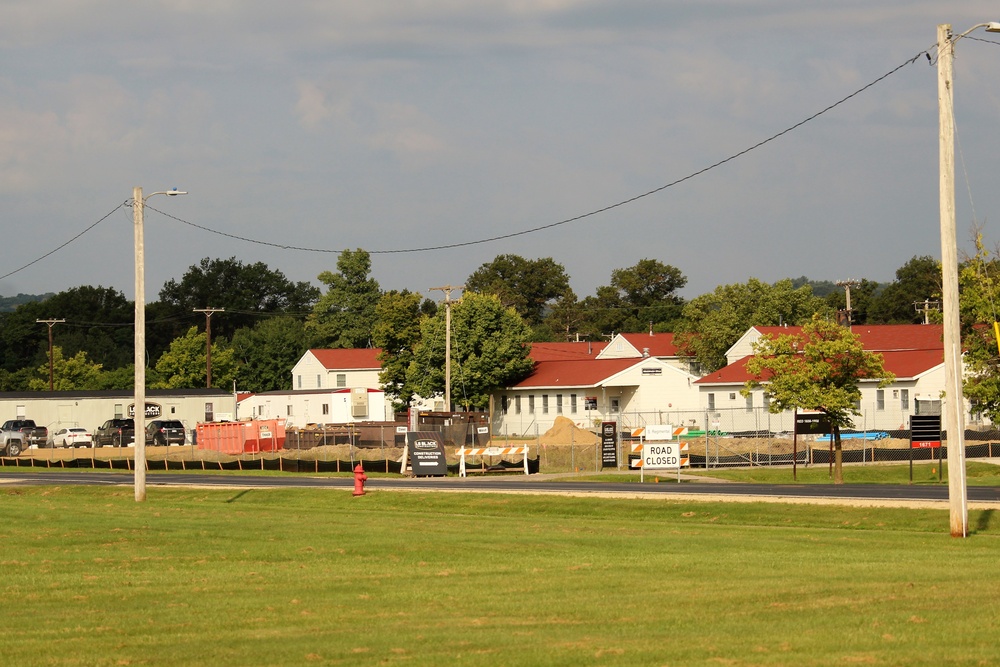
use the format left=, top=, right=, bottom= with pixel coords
left=0, top=293, right=55, bottom=312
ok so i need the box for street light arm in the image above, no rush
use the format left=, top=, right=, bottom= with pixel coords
left=951, top=22, right=1000, bottom=44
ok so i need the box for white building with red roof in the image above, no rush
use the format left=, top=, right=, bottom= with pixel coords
left=494, top=333, right=702, bottom=436
left=695, top=324, right=957, bottom=433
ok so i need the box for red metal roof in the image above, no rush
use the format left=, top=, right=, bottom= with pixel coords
left=528, top=341, right=607, bottom=362
left=696, top=348, right=944, bottom=386
left=752, top=324, right=942, bottom=351
left=512, top=359, right=640, bottom=388
left=617, top=332, right=681, bottom=356
left=309, top=348, right=382, bottom=370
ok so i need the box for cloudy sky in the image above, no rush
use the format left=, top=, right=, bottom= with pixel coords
left=2, top=1, right=998, bottom=305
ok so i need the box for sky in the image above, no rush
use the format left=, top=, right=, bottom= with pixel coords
left=2, top=1, right=999, bottom=306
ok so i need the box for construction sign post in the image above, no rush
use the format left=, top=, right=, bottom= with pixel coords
left=630, top=425, right=689, bottom=482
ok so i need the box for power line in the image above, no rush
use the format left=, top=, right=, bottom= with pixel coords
left=0, top=202, right=128, bottom=282
left=7, top=46, right=936, bottom=277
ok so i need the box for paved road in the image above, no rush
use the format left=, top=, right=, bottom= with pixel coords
left=2, top=470, right=1000, bottom=507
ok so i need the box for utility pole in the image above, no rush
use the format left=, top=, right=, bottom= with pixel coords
left=913, top=299, right=940, bottom=325
left=937, top=23, right=968, bottom=538
left=429, top=285, right=464, bottom=412
left=835, top=280, right=860, bottom=326
left=194, top=308, right=224, bottom=388
left=36, top=318, right=65, bottom=391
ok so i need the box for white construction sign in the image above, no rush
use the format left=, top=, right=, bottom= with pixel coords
left=640, top=441, right=688, bottom=469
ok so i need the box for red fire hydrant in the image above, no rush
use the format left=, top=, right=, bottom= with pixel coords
left=352, top=464, right=368, bottom=497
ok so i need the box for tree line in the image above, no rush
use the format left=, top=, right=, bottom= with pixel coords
left=0, top=251, right=965, bottom=414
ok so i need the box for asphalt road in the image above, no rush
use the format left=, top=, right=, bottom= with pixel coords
left=2, top=470, right=1000, bottom=506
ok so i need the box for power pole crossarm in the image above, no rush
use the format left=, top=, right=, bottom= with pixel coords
left=194, top=308, right=225, bottom=388
left=428, top=285, right=464, bottom=413
left=36, top=318, right=66, bottom=391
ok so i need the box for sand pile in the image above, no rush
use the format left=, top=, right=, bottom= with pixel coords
left=539, top=416, right=598, bottom=446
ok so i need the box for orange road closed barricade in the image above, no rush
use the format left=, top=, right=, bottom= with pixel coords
left=629, top=425, right=689, bottom=482
left=457, top=446, right=530, bottom=477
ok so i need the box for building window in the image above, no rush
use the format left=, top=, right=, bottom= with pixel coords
left=336, top=374, right=347, bottom=388
left=745, top=394, right=753, bottom=412
left=501, top=396, right=509, bottom=414
left=570, top=394, right=578, bottom=414
left=900, top=389, right=909, bottom=410
left=584, top=397, right=597, bottom=411
left=317, top=374, right=321, bottom=388
left=287, top=405, right=293, bottom=416
left=297, top=375, right=302, bottom=389
left=610, top=398, right=620, bottom=413
left=556, top=394, right=563, bottom=414
left=515, top=396, right=521, bottom=414
left=542, top=395, right=549, bottom=414
left=205, top=402, right=214, bottom=422
left=114, top=404, right=123, bottom=419
left=322, top=403, right=329, bottom=415
left=763, top=394, right=770, bottom=409
left=528, top=395, right=535, bottom=414
left=876, top=390, right=885, bottom=411
left=707, top=393, right=715, bottom=411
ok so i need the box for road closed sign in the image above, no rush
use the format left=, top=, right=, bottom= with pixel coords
left=641, top=442, right=688, bottom=469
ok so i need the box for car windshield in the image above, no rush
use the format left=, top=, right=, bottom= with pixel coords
left=160, top=421, right=184, bottom=429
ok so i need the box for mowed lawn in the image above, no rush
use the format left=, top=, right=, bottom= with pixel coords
left=2, top=484, right=999, bottom=666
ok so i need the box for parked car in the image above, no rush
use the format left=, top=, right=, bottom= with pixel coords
left=145, top=420, right=186, bottom=446
left=49, top=427, right=93, bottom=448
left=93, top=419, right=135, bottom=447
left=0, top=419, right=48, bottom=448
left=0, top=424, right=24, bottom=457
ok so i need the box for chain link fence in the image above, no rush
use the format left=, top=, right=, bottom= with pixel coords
left=4, top=405, right=998, bottom=474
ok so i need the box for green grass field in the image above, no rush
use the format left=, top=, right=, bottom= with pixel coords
left=2, top=484, right=999, bottom=666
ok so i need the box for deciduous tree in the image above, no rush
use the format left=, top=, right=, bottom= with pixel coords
left=465, top=255, right=571, bottom=327
left=406, top=292, right=533, bottom=409
left=743, top=314, right=895, bottom=484
left=306, top=249, right=382, bottom=349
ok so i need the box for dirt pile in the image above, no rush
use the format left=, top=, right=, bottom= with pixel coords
left=539, top=416, right=598, bottom=446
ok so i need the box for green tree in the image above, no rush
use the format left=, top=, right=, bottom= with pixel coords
left=465, top=255, right=571, bottom=327
left=538, top=289, right=585, bottom=342
left=157, top=257, right=320, bottom=340
left=577, top=260, right=687, bottom=335
left=676, top=278, right=826, bottom=372
left=152, top=327, right=236, bottom=389
left=957, top=237, right=1000, bottom=421
left=0, top=286, right=134, bottom=372
left=406, top=292, right=534, bottom=409
left=868, top=256, right=941, bottom=324
left=230, top=317, right=310, bottom=392
left=306, top=249, right=382, bottom=349
left=372, top=290, right=426, bottom=411
left=28, top=347, right=105, bottom=391
left=743, top=314, right=895, bottom=484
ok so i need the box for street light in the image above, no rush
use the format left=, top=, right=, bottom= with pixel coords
left=133, top=186, right=186, bottom=502
left=937, top=22, right=999, bottom=537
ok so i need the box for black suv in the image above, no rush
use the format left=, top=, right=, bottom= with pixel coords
left=145, top=419, right=186, bottom=446
left=93, top=418, right=135, bottom=447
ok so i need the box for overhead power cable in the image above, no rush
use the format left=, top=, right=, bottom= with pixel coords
left=7, top=46, right=939, bottom=279
left=0, top=202, right=128, bottom=282
left=146, top=48, right=930, bottom=255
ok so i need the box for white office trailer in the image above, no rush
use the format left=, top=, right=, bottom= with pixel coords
left=0, top=389, right=236, bottom=444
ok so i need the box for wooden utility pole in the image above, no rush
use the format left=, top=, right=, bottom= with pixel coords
left=429, top=285, right=464, bottom=412
left=194, top=308, right=224, bottom=387
left=36, top=318, right=65, bottom=391
left=937, top=23, right=968, bottom=538
left=835, top=280, right=859, bottom=326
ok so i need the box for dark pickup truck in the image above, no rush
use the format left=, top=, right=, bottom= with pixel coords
left=1, top=419, right=48, bottom=449
left=93, top=418, right=135, bottom=447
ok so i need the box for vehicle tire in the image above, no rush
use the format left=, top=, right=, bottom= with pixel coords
left=8, top=441, right=22, bottom=457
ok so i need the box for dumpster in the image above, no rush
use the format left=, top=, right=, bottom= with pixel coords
left=196, top=419, right=286, bottom=454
